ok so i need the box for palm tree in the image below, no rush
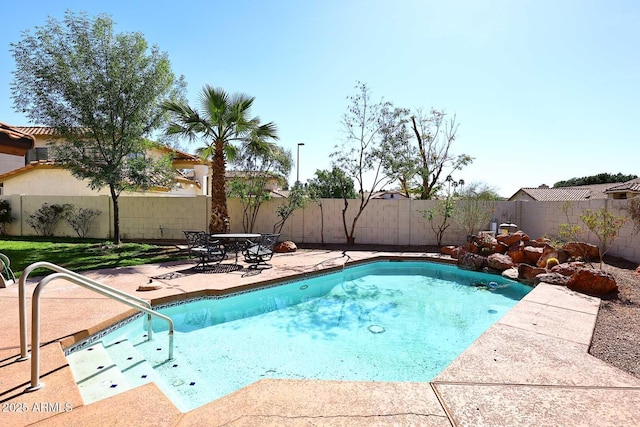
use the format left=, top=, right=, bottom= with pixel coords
left=162, top=85, right=278, bottom=233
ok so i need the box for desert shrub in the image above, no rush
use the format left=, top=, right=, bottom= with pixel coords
left=26, top=203, right=71, bottom=236
left=65, top=207, right=102, bottom=238
left=0, top=199, right=12, bottom=235
left=579, top=208, right=627, bottom=267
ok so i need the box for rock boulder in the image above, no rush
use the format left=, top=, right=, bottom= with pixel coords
left=566, top=268, right=618, bottom=296
left=487, top=253, right=515, bottom=270
left=562, top=242, right=600, bottom=261
left=274, top=241, right=297, bottom=253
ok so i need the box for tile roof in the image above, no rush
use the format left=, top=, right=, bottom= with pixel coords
left=0, top=122, right=36, bottom=155
left=12, top=126, right=56, bottom=135
left=605, top=178, right=640, bottom=193
left=512, top=184, right=612, bottom=201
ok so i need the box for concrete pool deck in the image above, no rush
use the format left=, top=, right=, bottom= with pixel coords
left=1, top=249, right=639, bottom=426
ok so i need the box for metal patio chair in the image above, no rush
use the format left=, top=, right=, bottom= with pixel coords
left=183, top=230, right=226, bottom=269
left=242, top=233, right=280, bottom=269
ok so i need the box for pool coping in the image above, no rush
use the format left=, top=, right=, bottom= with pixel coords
left=1, top=249, right=639, bottom=426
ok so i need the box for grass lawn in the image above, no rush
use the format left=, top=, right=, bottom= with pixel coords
left=0, top=237, right=188, bottom=277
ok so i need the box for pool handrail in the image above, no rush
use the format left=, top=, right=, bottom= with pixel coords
left=17, top=261, right=157, bottom=361
left=25, top=271, right=174, bottom=392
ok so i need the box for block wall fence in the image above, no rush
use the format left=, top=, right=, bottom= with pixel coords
left=3, top=195, right=638, bottom=263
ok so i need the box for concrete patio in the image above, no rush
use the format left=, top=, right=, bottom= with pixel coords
left=1, top=249, right=639, bottom=426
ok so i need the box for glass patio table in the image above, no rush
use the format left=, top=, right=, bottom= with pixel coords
left=210, top=233, right=261, bottom=264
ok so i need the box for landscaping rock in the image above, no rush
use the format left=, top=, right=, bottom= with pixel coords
left=440, top=246, right=460, bottom=258
left=536, top=246, right=570, bottom=268
left=502, top=267, right=519, bottom=280
left=551, top=261, right=586, bottom=276
left=487, top=253, right=514, bottom=270
left=518, top=264, right=547, bottom=284
left=274, top=241, right=297, bottom=253
left=457, top=252, right=487, bottom=271
left=523, top=245, right=544, bottom=265
left=497, top=230, right=530, bottom=246
left=567, top=268, right=618, bottom=296
left=535, top=272, right=570, bottom=286
left=562, top=242, right=600, bottom=261
left=507, top=243, right=527, bottom=264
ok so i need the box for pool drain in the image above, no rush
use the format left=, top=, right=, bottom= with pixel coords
left=368, top=325, right=385, bottom=334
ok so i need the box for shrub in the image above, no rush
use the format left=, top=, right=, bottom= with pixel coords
left=0, top=199, right=12, bottom=235
left=65, top=207, right=102, bottom=238
left=26, top=203, right=71, bottom=236
left=579, top=208, right=627, bottom=268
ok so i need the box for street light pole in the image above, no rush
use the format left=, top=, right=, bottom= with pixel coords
left=296, top=142, right=305, bottom=185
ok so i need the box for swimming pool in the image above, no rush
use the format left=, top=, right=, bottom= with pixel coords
left=66, top=260, right=531, bottom=412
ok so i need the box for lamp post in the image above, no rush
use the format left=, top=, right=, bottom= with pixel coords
left=296, top=142, right=305, bottom=185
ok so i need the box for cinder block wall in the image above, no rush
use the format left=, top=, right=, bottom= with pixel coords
left=3, top=195, right=638, bottom=263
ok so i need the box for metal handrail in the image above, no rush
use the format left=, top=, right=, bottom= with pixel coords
left=25, top=272, right=174, bottom=392
left=18, top=261, right=156, bottom=361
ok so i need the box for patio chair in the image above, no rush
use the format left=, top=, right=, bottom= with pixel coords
left=242, top=233, right=280, bottom=269
left=183, top=231, right=226, bottom=269
left=0, top=253, right=16, bottom=288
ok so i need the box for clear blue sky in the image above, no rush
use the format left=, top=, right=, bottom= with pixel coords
left=1, top=0, right=638, bottom=197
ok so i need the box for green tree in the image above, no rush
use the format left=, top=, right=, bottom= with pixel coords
left=11, top=11, right=183, bottom=244
left=554, top=173, right=637, bottom=187
left=228, top=145, right=292, bottom=233
left=331, top=82, right=394, bottom=245
left=307, top=168, right=357, bottom=199
left=163, top=85, right=278, bottom=233
left=420, top=176, right=462, bottom=245
left=307, top=167, right=357, bottom=245
left=378, top=106, right=417, bottom=198
left=273, top=183, right=308, bottom=234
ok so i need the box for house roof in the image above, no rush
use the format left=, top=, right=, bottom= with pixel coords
left=604, top=178, right=640, bottom=193
left=370, top=190, right=409, bottom=199
left=12, top=126, right=56, bottom=136
left=0, top=122, right=36, bottom=155
left=509, top=184, right=613, bottom=201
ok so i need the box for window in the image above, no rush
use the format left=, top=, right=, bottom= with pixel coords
left=25, top=147, right=49, bottom=164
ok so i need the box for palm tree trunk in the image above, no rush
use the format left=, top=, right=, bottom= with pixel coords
left=209, top=138, right=230, bottom=233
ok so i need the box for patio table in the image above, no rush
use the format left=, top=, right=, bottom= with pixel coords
left=211, top=233, right=261, bottom=264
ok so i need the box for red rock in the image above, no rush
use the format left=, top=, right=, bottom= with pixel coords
left=551, top=262, right=586, bottom=276
left=523, top=246, right=543, bottom=265
left=440, top=246, right=460, bottom=259
left=535, top=272, right=570, bottom=286
left=274, top=241, right=297, bottom=253
left=507, top=243, right=527, bottom=264
left=567, top=268, right=618, bottom=296
left=562, top=242, right=600, bottom=261
left=497, top=231, right=529, bottom=246
left=518, top=264, right=547, bottom=283
left=487, top=253, right=515, bottom=270
left=536, top=245, right=558, bottom=268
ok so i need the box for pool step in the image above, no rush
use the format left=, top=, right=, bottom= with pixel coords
left=66, top=341, right=134, bottom=404
left=67, top=334, right=225, bottom=412
left=132, top=335, right=221, bottom=412
left=103, top=339, right=162, bottom=389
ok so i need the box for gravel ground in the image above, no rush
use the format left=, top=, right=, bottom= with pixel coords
left=590, top=257, right=640, bottom=379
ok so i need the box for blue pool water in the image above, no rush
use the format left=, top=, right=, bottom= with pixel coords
left=75, top=261, right=531, bottom=412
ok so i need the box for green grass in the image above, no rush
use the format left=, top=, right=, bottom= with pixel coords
left=0, top=237, right=189, bottom=277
